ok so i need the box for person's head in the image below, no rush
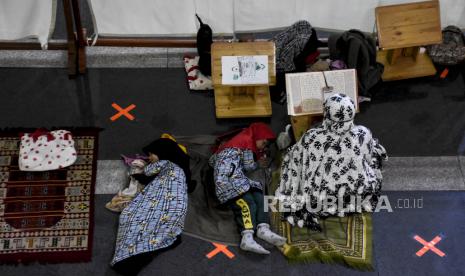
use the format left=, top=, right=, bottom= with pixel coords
left=143, top=138, right=180, bottom=161
left=250, top=122, right=275, bottom=150
left=255, top=139, right=269, bottom=150
left=323, top=93, right=355, bottom=134
left=217, top=122, right=276, bottom=154
left=142, top=137, right=192, bottom=181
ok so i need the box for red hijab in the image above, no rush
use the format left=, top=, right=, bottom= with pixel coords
left=217, top=122, right=276, bottom=154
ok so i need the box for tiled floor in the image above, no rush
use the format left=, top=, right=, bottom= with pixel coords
left=96, top=157, right=465, bottom=195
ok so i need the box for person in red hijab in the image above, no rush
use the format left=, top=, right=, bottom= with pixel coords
left=210, top=122, right=286, bottom=254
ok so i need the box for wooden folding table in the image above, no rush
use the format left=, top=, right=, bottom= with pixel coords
left=211, top=41, right=275, bottom=118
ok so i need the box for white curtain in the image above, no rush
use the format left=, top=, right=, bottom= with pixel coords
left=235, top=0, right=465, bottom=32
left=89, top=0, right=198, bottom=36
left=87, top=0, right=465, bottom=37
left=233, top=0, right=302, bottom=32
left=88, top=0, right=234, bottom=36
left=438, top=0, right=465, bottom=27
left=0, top=0, right=56, bottom=49
left=194, top=0, right=234, bottom=35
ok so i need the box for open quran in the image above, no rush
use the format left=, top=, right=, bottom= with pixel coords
left=285, top=69, right=358, bottom=115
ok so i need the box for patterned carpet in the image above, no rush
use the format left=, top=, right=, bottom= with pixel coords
left=271, top=212, right=373, bottom=270
left=270, top=168, right=374, bottom=271
left=0, top=128, right=100, bottom=263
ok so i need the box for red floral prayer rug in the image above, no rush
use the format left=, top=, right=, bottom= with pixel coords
left=0, top=128, right=100, bottom=263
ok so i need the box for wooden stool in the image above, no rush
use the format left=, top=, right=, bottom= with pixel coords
left=211, top=41, right=276, bottom=118
left=375, top=0, right=442, bottom=81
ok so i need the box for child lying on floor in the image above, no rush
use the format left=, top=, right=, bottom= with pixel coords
left=111, top=136, right=194, bottom=276
left=209, top=122, right=286, bottom=254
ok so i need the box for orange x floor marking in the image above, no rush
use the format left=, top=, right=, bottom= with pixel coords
left=111, top=103, right=136, bottom=121
left=414, top=235, right=446, bottom=257
left=206, top=243, right=235, bottom=259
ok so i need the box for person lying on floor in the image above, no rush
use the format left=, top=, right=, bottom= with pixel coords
left=209, top=122, right=286, bottom=255
left=105, top=134, right=195, bottom=214
left=276, top=93, right=387, bottom=230
left=111, top=137, right=195, bottom=276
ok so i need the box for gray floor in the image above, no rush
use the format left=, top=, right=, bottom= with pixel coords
left=95, top=157, right=465, bottom=195
left=0, top=68, right=288, bottom=159
left=1, top=67, right=465, bottom=158
left=1, top=58, right=465, bottom=276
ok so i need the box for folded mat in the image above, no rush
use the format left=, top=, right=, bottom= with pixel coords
left=269, top=166, right=374, bottom=270
left=177, top=135, right=272, bottom=246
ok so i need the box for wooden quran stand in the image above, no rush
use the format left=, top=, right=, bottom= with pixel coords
left=375, top=0, right=442, bottom=81
left=211, top=41, right=275, bottom=118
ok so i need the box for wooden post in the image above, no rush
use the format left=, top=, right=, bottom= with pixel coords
left=386, top=48, right=402, bottom=65
left=71, top=0, right=87, bottom=74
left=63, top=0, right=77, bottom=77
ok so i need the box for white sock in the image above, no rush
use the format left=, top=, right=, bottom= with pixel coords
left=257, top=223, right=287, bottom=246
left=240, top=230, right=270, bottom=254
left=286, top=216, right=295, bottom=226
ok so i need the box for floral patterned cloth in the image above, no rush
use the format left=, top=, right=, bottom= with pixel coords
left=271, top=20, right=317, bottom=72
left=210, top=148, right=262, bottom=204
left=184, top=56, right=213, bottom=90
left=111, top=160, right=187, bottom=265
left=276, top=94, right=387, bottom=228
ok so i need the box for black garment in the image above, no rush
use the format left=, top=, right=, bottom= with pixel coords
left=328, top=29, right=384, bottom=97
left=196, top=14, right=213, bottom=76
left=228, top=189, right=268, bottom=233
left=142, top=138, right=196, bottom=193
left=112, top=236, right=182, bottom=276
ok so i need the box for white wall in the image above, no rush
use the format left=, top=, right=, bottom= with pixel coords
left=86, top=0, right=465, bottom=36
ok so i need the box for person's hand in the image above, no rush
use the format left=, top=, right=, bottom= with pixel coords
left=148, top=153, right=159, bottom=163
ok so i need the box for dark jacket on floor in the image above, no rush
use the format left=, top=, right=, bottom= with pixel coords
left=329, top=30, right=384, bottom=97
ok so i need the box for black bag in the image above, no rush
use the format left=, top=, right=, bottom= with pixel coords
left=427, top=26, right=465, bottom=66
left=196, top=14, right=213, bottom=76
left=329, top=30, right=384, bottom=97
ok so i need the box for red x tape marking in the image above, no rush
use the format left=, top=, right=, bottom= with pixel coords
left=111, top=103, right=136, bottom=121
left=206, top=243, right=235, bottom=259
left=414, top=235, right=445, bottom=257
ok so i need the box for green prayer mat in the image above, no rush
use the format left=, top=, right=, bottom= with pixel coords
left=270, top=170, right=374, bottom=271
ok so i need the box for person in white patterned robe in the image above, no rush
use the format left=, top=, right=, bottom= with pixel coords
left=277, top=94, right=387, bottom=229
